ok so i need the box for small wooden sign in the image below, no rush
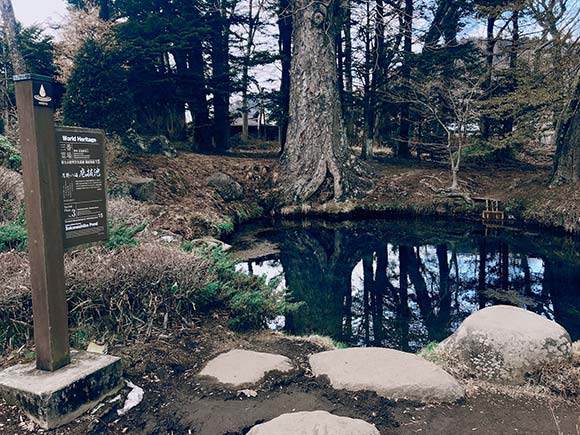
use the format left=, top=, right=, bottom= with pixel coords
left=56, top=127, right=108, bottom=249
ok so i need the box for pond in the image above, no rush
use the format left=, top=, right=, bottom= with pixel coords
left=230, top=217, right=580, bottom=352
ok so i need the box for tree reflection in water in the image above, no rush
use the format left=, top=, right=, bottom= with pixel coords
left=234, top=219, right=580, bottom=352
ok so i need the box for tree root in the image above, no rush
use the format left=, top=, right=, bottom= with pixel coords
left=420, top=178, right=473, bottom=205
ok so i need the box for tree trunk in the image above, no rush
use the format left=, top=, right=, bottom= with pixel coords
left=553, top=78, right=580, bottom=183
left=370, top=0, right=385, bottom=150
left=188, top=47, right=211, bottom=150
left=0, top=0, right=25, bottom=75
left=503, top=8, right=519, bottom=135
left=210, top=9, right=231, bottom=153
left=481, top=14, right=497, bottom=140
left=241, top=0, right=260, bottom=143
left=278, top=0, right=292, bottom=153
left=398, top=0, right=413, bottom=158
left=280, top=0, right=363, bottom=203
left=343, top=1, right=354, bottom=140
left=361, top=0, right=372, bottom=160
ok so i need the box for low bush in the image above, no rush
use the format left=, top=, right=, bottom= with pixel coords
left=0, top=244, right=300, bottom=352
left=0, top=222, right=27, bottom=252
left=105, top=222, right=146, bottom=249
left=107, top=197, right=151, bottom=227
left=0, top=136, right=22, bottom=171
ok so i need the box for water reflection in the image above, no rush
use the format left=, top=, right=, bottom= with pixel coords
left=233, top=219, right=580, bottom=352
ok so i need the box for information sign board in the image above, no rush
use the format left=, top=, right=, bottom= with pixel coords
left=56, top=127, right=108, bottom=249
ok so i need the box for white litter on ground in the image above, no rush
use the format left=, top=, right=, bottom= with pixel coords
left=117, top=381, right=144, bottom=416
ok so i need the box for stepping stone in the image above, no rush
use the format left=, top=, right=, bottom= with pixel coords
left=436, top=305, right=572, bottom=384
left=247, top=411, right=380, bottom=435
left=309, top=347, right=464, bottom=403
left=199, top=349, right=293, bottom=386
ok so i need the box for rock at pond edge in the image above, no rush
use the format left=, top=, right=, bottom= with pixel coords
left=435, top=305, right=572, bottom=384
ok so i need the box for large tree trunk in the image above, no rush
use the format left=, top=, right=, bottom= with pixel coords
left=0, top=0, right=25, bottom=75
left=343, top=1, right=354, bottom=140
left=398, top=0, right=413, bottom=158
left=553, top=78, right=580, bottom=183
left=188, top=47, right=211, bottom=150
left=210, top=9, right=231, bottom=153
left=361, top=0, right=372, bottom=160
left=280, top=0, right=363, bottom=203
left=278, top=0, right=292, bottom=153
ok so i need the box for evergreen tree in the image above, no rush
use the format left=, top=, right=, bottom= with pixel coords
left=115, top=0, right=211, bottom=145
left=62, top=38, right=134, bottom=134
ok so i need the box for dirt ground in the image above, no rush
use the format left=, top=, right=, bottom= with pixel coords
left=1, top=315, right=579, bottom=435
left=106, top=141, right=580, bottom=240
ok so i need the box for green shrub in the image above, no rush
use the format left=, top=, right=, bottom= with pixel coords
left=105, top=223, right=146, bottom=249
left=62, top=38, right=134, bottom=135
left=0, top=136, right=21, bottom=171
left=462, top=138, right=514, bottom=164
left=203, top=248, right=302, bottom=331
left=214, top=219, right=234, bottom=236
left=0, top=222, right=27, bottom=252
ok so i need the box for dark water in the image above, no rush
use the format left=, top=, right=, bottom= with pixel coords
left=231, top=218, right=580, bottom=352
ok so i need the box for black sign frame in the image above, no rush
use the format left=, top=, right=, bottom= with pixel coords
left=56, top=126, right=109, bottom=249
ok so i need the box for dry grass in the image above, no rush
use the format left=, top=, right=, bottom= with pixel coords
left=275, top=333, right=342, bottom=351
left=107, top=196, right=152, bottom=227
left=0, top=244, right=222, bottom=351
left=424, top=342, right=580, bottom=403
left=0, top=168, right=23, bottom=223
left=0, top=242, right=296, bottom=354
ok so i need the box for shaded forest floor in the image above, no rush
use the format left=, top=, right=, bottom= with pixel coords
left=2, top=141, right=580, bottom=434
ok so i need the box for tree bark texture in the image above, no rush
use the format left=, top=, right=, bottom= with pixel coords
left=553, top=79, right=580, bottom=183
left=280, top=0, right=362, bottom=203
left=210, top=9, right=231, bottom=152
left=398, top=0, right=413, bottom=158
left=481, top=14, right=497, bottom=140
left=0, top=0, right=25, bottom=75
left=278, top=0, right=292, bottom=152
left=343, top=1, right=354, bottom=139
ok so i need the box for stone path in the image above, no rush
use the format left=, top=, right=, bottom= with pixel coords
left=309, top=347, right=464, bottom=403
left=246, top=411, right=380, bottom=435
left=200, top=346, right=464, bottom=433
left=198, top=349, right=293, bottom=386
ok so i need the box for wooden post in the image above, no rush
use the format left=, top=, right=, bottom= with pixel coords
left=14, top=74, right=70, bottom=371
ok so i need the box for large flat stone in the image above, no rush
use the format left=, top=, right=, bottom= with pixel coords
left=199, top=349, right=293, bottom=386
left=436, top=305, right=572, bottom=384
left=247, top=411, right=380, bottom=435
left=309, top=347, right=464, bottom=403
left=0, top=351, right=123, bottom=429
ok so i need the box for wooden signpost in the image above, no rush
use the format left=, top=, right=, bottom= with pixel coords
left=14, top=74, right=70, bottom=371
left=14, top=74, right=108, bottom=371
left=0, top=74, right=121, bottom=430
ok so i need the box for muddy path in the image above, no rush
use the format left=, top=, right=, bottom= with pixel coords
left=1, top=316, right=579, bottom=435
